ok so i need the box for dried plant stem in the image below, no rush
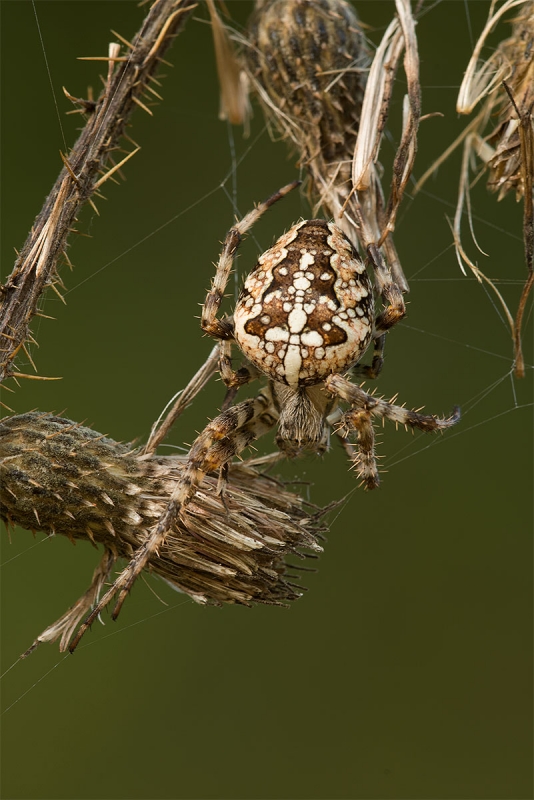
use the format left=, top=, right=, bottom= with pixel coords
left=415, top=0, right=534, bottom=377
left=144, top=344, right=221, bottom=455
left=0, top=0, right=196, bottom=384
left=511, top=81, right=534, bottom=377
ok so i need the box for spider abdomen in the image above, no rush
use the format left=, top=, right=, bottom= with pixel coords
left=234, top=220, right=373, bottom=388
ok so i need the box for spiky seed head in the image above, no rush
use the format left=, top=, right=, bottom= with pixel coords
left=1, top=412, right=326, bottom=651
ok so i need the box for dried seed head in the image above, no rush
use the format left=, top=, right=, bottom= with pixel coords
left=486, top=2, right=534, bottom=200
left=1, top=412, right=326, bottom=652
left=244, top=0, right=369, bottom=209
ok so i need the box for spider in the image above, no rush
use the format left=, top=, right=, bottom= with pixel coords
left=69, top=181, right=459, bottom=650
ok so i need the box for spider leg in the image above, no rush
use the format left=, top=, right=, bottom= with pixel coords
left=328, top=406, right=379, bottom=487
left=326, top=373, right=460, bottom=489
left=219, top=339, right=261, bottom=412
left=367, top=244, right=406, bottom=336
left=352, top=333, right=386, bottom=380
left=201, top=181, right=300, bottom=340
left=68, top=390, right=278, bottom=652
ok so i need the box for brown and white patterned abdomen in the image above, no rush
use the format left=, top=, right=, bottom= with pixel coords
left=233, top=220, right=373, bottom=388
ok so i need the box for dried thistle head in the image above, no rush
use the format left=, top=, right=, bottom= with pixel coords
left=0, top=412, right=325, bottom=653
left=456, top=0, right=534, bottom=200
left=485, top=2, right=534, bottom=200
left=244, top=0, right=370, bottom=211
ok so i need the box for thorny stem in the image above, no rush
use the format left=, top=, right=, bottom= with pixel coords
left=0, top=0, right=196, bottom=384
left=503, top=83, right=534, bottom=379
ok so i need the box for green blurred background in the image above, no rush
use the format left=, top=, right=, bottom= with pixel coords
left=1, top=2, right=532, bottom=798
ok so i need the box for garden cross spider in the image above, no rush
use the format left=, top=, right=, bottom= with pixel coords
left=70, top=181, right=459, bottom=647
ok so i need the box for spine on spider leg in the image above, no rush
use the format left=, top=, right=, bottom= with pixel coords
left=0, top=411, right=324, bottom=653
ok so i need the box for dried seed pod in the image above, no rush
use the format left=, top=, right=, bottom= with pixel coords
left=0, top=412, right=325, bottom=653
left=245, top=0, right=370, bottom=211
left=485, top=2, right=534, bottom=200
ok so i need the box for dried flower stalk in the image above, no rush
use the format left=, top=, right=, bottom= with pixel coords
left=0, top=412, right=325, bottom=655
left=0, top=0, right=196, bottom=385
left=416, top=0, right=534, bottom=378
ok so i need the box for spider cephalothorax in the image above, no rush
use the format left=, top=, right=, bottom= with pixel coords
left=72, top=183, right=459, bottom=643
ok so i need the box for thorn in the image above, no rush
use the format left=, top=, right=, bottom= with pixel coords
left=144, top=84, right=163, bottom=101
left=59, top=151, right=81, bottom=186
left=6, top=340, right=24, bottom=361
left=77, top=55, right=128, bottom=62
left=110, top=29, right=134, bottom=49
left=132, top=95, right=154, bottom=116
left=35, top=311, right=56, bottom=320
left=93, top=147, right=141, bottom=190
left=88, top=197, right=100, bottom=216
left=62, top=250, right=74, bottom=270
left=21, top=343, right=38, bottom=372
left=44, top=422, right=78, bottom=440
left=33, top=508, right=41, bottom=526
left=122, top=132, right=141, bottom=149
left=48, top=282, right=67, bottom=304
left=10, top=372, right=62, bottom=381
left=97, top=169, right=120, bottom=186
left=62, top=86, right=96, bottom=113
left=80, top=432, right=108, bottom=446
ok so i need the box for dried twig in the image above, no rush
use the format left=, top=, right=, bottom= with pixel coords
left=415, top=0, right=534, bottom=377
left=0, top=0, right=196, bottom=384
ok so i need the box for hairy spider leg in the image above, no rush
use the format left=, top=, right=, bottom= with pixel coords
left=201, top=181, right=300, bottom=375
left=325, top=372, right=461, bottom=489
left=351, top=333, right=386, bottom=380
left=366, top=243, right=406, bottom=337
left=69, top=391, right=278, bottom=652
